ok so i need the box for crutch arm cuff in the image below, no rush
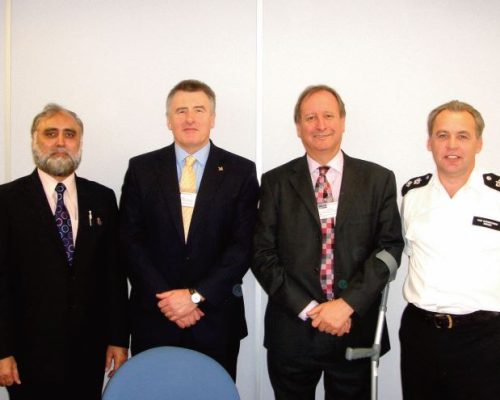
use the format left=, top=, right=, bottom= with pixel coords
left=375, top=250, right=397, bottom=282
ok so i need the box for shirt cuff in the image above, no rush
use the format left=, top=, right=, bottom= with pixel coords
left=298, top=300, right=320, bottom=321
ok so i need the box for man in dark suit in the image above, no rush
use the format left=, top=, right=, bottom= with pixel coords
left=0, top=104, right=129, bottom=400
left=252, top=85, right=404, bottom=399
left=119, top=79, right=259, bottom=380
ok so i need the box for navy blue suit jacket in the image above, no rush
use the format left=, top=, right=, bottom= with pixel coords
left=119, top=143, right=259, bottom=354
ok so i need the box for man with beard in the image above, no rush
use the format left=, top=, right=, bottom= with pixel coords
left=0, top=104, right=129, bottom=400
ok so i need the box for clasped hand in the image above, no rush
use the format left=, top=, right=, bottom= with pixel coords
left=307, top=298, right=354, bottom=336
left=156, top=289, right=205, bottom=329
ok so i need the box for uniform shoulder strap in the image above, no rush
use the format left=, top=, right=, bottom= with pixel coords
left=483, top=173, right=500, bottom=192
left=401, top=173, right=432, bottom=196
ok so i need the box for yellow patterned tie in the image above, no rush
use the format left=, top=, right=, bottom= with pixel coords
left=180, top=155, right=196, bottom=241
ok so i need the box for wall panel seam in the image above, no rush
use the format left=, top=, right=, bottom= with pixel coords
left=254, top=0, right=264, bottom=399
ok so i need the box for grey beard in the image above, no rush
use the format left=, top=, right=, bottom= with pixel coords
left=32, top=144, right=82, bottom=177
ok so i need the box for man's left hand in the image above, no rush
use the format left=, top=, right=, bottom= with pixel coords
left=308, top=298, right=354, bottom=336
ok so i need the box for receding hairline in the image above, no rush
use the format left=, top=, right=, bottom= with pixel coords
left=31, top=103, right=84, bottom=136
left=166, top=90, right=216, bottom=115
left=427, top=100, right=484, bottom=138
left=294, top=85, right=346, bottom=123
left=165, top=79, right=216, bottom=116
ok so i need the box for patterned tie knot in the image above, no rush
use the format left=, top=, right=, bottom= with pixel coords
left=55, top=183, right=70, bottom=230
left=316, top=166, right=333, bottom=204
left=55, top=183, right=67, bottom=215
left=55, top=182, right=66, bottom=195
left=185, top=155, right=196, bottom=168
left=318, top=166, right=330, bottom=176
left=180, top=156, right=197, bottom=194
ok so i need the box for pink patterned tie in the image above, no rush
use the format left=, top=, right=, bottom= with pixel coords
left=315, top=166, right=334, bottom=300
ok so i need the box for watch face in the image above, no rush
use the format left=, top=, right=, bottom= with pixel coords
left=191, top=292, right=201, bottom=304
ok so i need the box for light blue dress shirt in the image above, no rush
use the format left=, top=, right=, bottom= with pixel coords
left=174, top=142, right=210, bottom=191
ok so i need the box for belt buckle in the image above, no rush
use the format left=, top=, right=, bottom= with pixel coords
left=434, top=314, right=453, bottom=329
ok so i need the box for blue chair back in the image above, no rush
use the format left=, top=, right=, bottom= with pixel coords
left=102, top=346, right=240, bottom=400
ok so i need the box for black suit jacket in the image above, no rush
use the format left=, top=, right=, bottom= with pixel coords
left=252, top=153, right=403, bottom=360
left=119, top=143, right=259, bottom=354
left=0, top=171, right=128, bottom=396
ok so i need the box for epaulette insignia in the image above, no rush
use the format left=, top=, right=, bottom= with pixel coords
left=483, top=173, right=500, bottom=192
left=402, top=173, right=432, bottom=196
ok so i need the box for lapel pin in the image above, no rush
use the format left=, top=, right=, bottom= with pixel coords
left=97, top=217, right=103, bottom=226
left=218, top=166, right=224, bottom=172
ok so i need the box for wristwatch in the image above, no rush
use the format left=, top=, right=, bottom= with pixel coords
left=189, top=288, right=202, bottom=304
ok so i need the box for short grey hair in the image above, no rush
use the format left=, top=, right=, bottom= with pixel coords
left=165, top=79, right=216, bottom=116
left=31, top=103, right=84, bottom=136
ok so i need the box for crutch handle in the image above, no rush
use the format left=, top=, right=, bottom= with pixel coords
left=345, top=347, right=376, bottom=360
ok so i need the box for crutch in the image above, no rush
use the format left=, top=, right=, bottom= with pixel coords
left=345, top=250, right=398, bottom=400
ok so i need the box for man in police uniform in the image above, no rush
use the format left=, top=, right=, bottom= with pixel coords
left=400, top=100, right=500, bottom=399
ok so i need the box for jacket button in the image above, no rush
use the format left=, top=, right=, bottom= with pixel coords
left=338, top=279, right=348, bottom=289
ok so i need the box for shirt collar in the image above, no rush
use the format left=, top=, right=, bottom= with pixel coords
left=37, top=168, right=77, bottom=193
left=37, top=168, right=78, bottom=213
left=307, top=150, right=344, bottom=174
left=466, top=167, right=484, bottom=190
left=175, top=142, right=211, bottom=167
left=431, top=166, right=484, bottom=194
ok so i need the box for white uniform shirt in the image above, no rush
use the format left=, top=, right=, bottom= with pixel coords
left=402, top=168, right=500, bottom=314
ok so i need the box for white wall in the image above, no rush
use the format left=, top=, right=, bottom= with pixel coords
left=1, top=0, right=6, bottom=182
left=2, top=1, right=500, bottom=399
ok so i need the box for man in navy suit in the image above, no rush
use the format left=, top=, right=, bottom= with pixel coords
left=0, top=104, right=129, bottom=400
left=252, top=85, right=403, bottom=399
left=119, top=79, right=259, bottom=379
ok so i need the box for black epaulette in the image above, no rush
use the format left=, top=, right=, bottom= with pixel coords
left=401, top=173, right=432, bottom=196
left=483, top=173, right=500, bottom=192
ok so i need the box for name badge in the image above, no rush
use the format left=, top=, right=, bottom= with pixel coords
left=318, top=201, right=337, bottom=220
left=472, top=216, right=499, bottom=231
left=181, top=192, right=197, bottom=208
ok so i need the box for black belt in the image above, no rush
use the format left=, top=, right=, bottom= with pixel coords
left=409, top=303, right=500, bottom=329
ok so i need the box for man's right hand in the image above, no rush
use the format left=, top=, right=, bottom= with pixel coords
left=0, top=356, right=21, bottom=387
